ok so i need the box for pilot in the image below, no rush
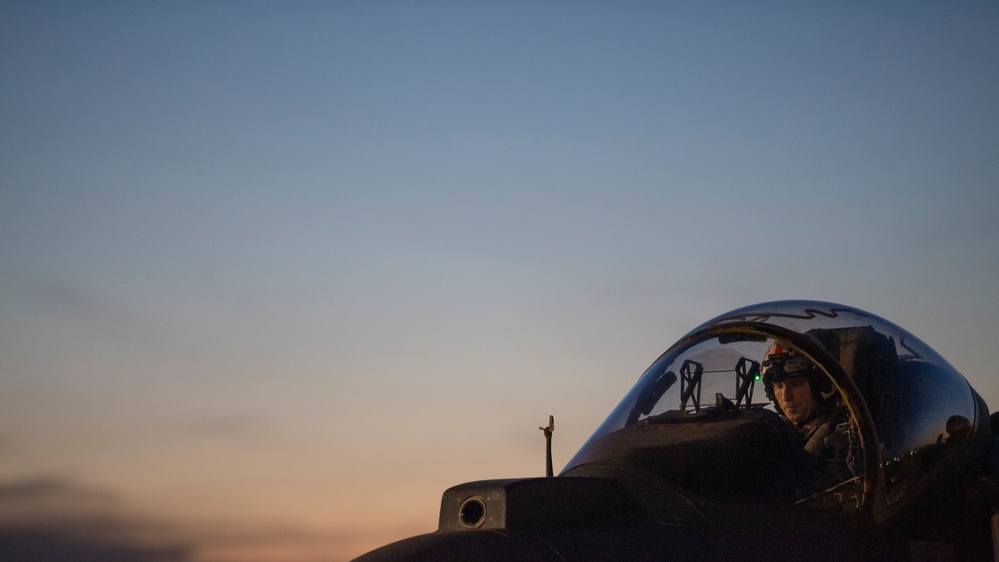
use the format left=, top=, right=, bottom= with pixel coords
left=761, top=345, right=848, bottom=466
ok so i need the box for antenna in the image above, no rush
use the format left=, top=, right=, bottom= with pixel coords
left=539, top=415, right=554, bottom=477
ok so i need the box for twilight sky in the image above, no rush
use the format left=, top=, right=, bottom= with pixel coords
left=2, top=2, right=998, bottom=560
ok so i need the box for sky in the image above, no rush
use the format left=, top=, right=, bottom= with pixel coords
left=1, top=2, right=998, bottom=560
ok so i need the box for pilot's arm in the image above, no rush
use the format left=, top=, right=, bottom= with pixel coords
left=810, top=411, right=860, bottom=482
left=801, top=414, right=841, bottom=461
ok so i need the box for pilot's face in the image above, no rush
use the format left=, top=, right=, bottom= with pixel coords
left=773, top=376, right=816, bottom=425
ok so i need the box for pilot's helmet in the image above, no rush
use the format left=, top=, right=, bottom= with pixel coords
left=761, top=343, right=833, bottom=405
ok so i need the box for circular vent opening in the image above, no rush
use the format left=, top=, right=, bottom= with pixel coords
left=458, top=497, right=486, bottom=528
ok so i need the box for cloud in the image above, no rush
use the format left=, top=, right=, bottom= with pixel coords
left=185, top=413, right=275, bottom=440
left=0, top=476, right=369, bottom=561
left=8, top=279, right=173, bottom=353
left=0, top=476, right=117, bottom=504
left=0, top=477, right=119, bottom=522
left=0, top=528, right=190, bottom=562
left=0, top=514, right=365, bottom=562
left=0, top=476, right=190, bottom=561
left=18, top=281, right=142, bottom=325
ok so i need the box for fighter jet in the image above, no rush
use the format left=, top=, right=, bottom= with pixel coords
left=354, top=301, right=999, bottom=561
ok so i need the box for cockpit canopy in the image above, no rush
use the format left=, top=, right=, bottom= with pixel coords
left=563, top=301, right=984, bottom=516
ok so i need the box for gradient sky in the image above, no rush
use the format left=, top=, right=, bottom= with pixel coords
left=2, top=2, right=998, bottom=561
